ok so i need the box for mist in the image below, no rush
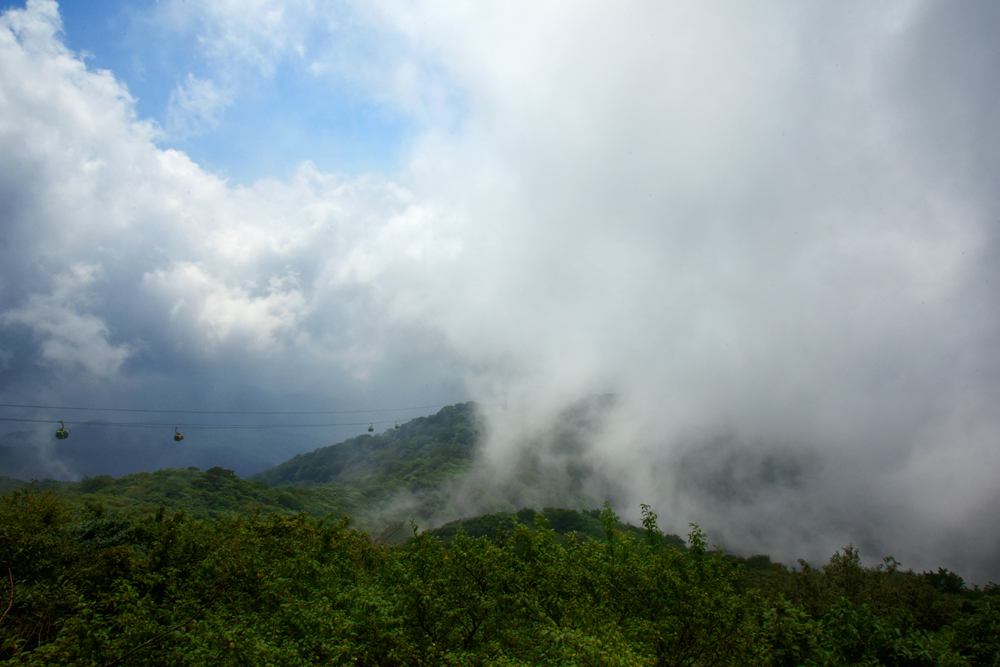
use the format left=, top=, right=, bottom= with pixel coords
left=2, top=1, right=1000, bottom=583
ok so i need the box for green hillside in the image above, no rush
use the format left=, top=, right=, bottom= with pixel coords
left=2, top=471, right=687, bottom=553
left=248, top=402, right=483, bottom=524
left=2, top=467, right=355, bottom=519
left=3, top=489, right=997, bottom=666
left=425, top=506, right=688, bottom=549
left=0, top=475, right=24, bottom=495
left=246, top=397, right=625, bottom=527
left=4, top=397, right=999, bottom=665
left=0, top=404, right=483, bottom=529
left=0, top=400, right=625, bottom=531
left=249, top=402, right=480, bottom=490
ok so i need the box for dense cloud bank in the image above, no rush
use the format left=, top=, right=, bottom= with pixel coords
left=2, top=1, right=999, bottom=582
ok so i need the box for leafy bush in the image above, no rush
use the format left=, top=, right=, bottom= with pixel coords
left=1, top=490, right=994, bottom=666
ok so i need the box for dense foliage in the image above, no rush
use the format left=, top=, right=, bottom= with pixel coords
left=250, top=403, right=480, bottom=492
left=427, top=507, right=687, bottom=551
left=6, top=467, right=353, bottom=520
left=2, top=490, right=997, bottom=666
left=247, top=398, right=626, bottom=525
left=1, top=405, right=484, bottom=529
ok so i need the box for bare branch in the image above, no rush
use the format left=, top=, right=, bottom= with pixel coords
left=0, top=568, right=12, bottom=626
left=104, top=584, right=226, bottom=667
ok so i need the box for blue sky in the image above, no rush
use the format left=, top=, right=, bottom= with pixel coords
left=2, top=0, right=1000, bottom=582
left=39, top=0, right=418, bottom=182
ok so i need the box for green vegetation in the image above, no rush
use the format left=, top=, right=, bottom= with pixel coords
left=2, top=490, right=997, bottom=666
left=427, top=507, right=687, bottom=550
left=3, top=402, right=998, bottom=664
left=7, top=467, right=355, bottom=520
left=247, top=402, right=481, bottom=523
left=0, top=400, right=624, bottom=533
left=0, top=477, right=22, bottom=496
left=0, top=404, right=483, bottom=527
left=250, top=402, right=480, bottom=491
left=246, top=398, right=627, bottom=526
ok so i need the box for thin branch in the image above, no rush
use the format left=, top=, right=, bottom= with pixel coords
left=0, top=568, right=12, bottom=626
left=104, top=585, right=226, bottom=667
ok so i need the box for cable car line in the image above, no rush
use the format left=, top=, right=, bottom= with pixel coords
left=0, top=416, right=408, bottom=429
left=0, top=402, right=447, bottom=415
left=0, top=399, right=492, bottom=440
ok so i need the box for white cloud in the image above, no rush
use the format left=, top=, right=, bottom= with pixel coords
left=166, top=74, right=233, bottom=139
left=162, top=0, right=314, bottom=76
left=354, top=0, right=1000, bottom=576
left=0, top=0, right=439, bottom=378
left=144, top=262, right=306, bottom=351
left=154, top=0, right=463, bottom=127
left=0, top=0, right=62, bottom=55
left=2, top=264, right=134, bottom=377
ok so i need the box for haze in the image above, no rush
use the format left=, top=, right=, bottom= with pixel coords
left=1, top=1, right=998, bottom=583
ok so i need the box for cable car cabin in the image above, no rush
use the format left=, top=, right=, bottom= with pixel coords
left=394, top=423, right=400, bottom=430
left=55, top=421, right=69, bottom=440
left=174, top=427, right=184, bottom=442
left=368, top=424, right=374, bottom=432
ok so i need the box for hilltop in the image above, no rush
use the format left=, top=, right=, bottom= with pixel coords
left=249, top=396, right=622, bottom=527
left=0, top=400, right=623, bottom=531
left=249, top=402, right=479, bottom=490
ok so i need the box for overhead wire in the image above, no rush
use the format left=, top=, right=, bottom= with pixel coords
left=0, top=417, right=406, bottom=429
left=0, top=401, right=465, bottom=432
left=0, top=403, right=446, bottom=415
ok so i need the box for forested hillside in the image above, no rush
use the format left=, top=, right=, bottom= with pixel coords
left=425, top=507, right=686, bottom=550
left=0, top=404, right=482, bottom=529
left=248, top=397, right=625, bottom=528
left=4, top=467, right=354, bottom=519
left=4, top=401, right=997, bottom=666
left=2, top=490, right=997, bottom=666
left=249, top=402, right=480, bottom=491
left=0, top=476, right=22, bottom=496
left=0, top=400, right=623, bottom=531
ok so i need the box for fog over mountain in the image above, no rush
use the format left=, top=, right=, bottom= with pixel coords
left=2, top=1, right=999, bottom=582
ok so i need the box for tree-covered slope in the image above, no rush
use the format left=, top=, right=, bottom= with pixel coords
left=248, top=402, right=481, bottom=496
left=0, top=399, right=626, bottom=531
left=0, top=475, right=23, bottom=495
left=425, top=506, right=688, bottom=549
left=0, top=404, right=481, bottom=524
left=2, top=466, right=355, bottom=519
left=3, top=490, right=997, bottom=666
left=247, top=397, right=628, bottom=528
